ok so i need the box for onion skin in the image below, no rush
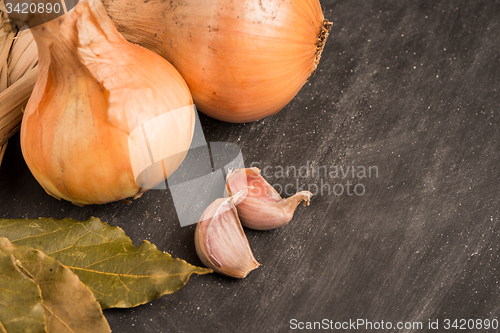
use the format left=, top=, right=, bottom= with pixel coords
left=104, top=0, right=332, bottom=123
left=21, top=0, right=194, bottom=205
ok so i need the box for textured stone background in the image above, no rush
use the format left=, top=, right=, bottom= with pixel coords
left=1, top=0, right=499, bottom=332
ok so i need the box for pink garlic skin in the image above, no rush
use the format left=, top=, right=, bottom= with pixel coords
left=226, top=168, right=312, bottom=230
left=194, top=191, right=260, bottom=278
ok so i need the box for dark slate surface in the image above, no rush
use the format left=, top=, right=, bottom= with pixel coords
left=1, top=0, right=499, bottom=332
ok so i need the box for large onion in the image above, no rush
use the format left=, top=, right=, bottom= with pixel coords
left=104, top=0, right=332, bottom=123
left=20, top=0, right=195, bottom=205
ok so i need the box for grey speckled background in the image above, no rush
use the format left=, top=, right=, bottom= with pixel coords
left=1, top=0, right=499, bottom=332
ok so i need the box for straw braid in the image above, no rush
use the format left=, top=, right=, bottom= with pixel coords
left=0, top=2, right=38, bottom=167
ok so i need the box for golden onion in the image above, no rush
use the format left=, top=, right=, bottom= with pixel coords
left=104, top=0, right=332, bottom=122
left=20, top=0, right=195, bottom=205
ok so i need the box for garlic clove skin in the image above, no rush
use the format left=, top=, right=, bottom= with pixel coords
left=226, top=168, right=312, bottom=230
left=195, top=190, right=260, bottom=278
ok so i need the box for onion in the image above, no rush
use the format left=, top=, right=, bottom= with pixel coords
left=104, top=0, right=332, bottom=122
left=20, top=0, right=195, bottom=205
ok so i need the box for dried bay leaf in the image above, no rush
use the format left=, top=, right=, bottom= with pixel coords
left=0, top=217, right=211, bottom=309
left=0, top=237, right=110, bottom=333
left=0, top=250, right=46, bottom=333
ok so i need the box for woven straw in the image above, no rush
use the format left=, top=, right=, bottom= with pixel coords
left=0, top=1, right=38, bottom=167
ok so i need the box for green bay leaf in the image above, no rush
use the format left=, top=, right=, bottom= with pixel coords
left=0, top=217, right=211, bottom=309
left=0, top=250, right=46, bottom=333
left=0, top=237, right=110, bottom=333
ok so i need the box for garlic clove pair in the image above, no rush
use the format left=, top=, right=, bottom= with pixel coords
left=195, top=168, right=312, bottom=278
left=226, top=168, right=312, bottom=230
left=194, top=189, right=260, bottom=279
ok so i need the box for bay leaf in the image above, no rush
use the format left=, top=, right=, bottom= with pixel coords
left=0, top=250, right=46, bottom=333
left=0, top=217, right=211, bottom=309
left=0, top=237, right=110, bottom=333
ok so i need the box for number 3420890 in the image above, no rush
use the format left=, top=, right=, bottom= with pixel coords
left=443, top=319, right=498, bottom=330
left=5, top=2, right=61, bottom=14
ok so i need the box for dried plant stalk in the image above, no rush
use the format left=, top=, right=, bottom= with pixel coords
left=0, top=141, right=7, bottom=164
left=8, top=29, right=38, bottom=83
left=0, top=5, right=38, bottom=167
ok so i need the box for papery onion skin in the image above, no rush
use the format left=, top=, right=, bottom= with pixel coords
left=104, top=0, right=332, bottom=123
left=21, top=0, right=194, bottom=205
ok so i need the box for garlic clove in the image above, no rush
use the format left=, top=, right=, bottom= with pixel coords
left=226, top=168, right=312, bottom=230
left=195, top=190, right=260, bottom=278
